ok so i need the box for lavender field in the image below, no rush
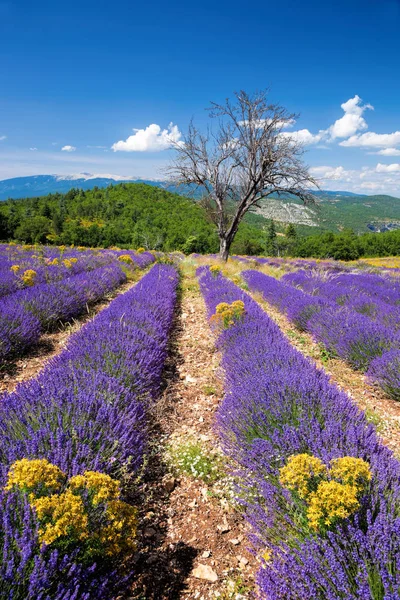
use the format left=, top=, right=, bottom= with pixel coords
left=0, top=248, right=399, bottom=598
left=198, top=261, right=400, bottom=599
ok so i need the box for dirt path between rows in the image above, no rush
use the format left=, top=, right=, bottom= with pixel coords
left=0, top=277, right=140, bottom=396
left=249, top=290, right=400, bottom=456
left=132, top=270, right=256, bottom=599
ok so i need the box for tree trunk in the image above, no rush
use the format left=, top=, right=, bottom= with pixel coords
left=219, top=236, right=231, bottom=261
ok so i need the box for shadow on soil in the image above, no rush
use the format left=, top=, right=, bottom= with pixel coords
left=130, top=286, right=198, bottom=599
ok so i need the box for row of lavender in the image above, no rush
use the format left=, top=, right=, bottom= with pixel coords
left=243, top=269, right=400, bottom=400
left=0, top=244, right=155, bottom=297
left=198, top=266, right=400, bottom=599
left=0, top=264, right=179, bottom=598
left=0, top=248, right=156, bottom=364
left=0, top=264, right=126, bottom=363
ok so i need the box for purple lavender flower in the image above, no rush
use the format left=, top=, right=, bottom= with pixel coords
left=0, top=263, right=179, bottom=596
left=367, top=349, right=400, bottom=401
left=198, top=266, right=400, bottom=599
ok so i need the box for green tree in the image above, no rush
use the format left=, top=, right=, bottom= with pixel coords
left=266, top=219, right=277, bottom=256
left=285, top=223, right=297, bottom=239
left=15, top=216, right=52, bottom=243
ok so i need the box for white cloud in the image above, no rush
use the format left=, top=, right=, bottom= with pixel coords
left=29, top=147, right=38, bottom=151
left=0, top=135, right=6, bottom=141
left=310, top=165, right=353, bottom=181
left=278, top=95, right=374, bottom=147
left=309, top=162, right=400, bottom=197
left=281, top=128, right=323, bottom=145
left=376, top=163, right=400, bottom=173
left=326, top=95, right=373, bottom=140
left=375, top=148, right=400, bottom=156
left=55, top=173, right=141, bottom=181
left=239, top=118, right=296, bottom=129
left=61, top=145, right=76, bottom=152
left=340, top=131, right=400, bottom=148
left=112, top=122, right=182, bottom=152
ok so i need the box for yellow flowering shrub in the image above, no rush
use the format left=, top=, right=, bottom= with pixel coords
left=329, top=456, right=372, bottom=491
left=69, top=471, right=120, bottom=506
left=215, top=302, right=230, bottom=314
left=5, top=459, right=138, bottom=560
left=63, top=259, right=73, bottom=268
left=10, top=264, right=20, bottom=273
left=261, top=548, right=273, bottom=562
left=210, top=265, right=221, bottom=277
left=306, top=481, right=360, bottom=531
left=49, top=258, right=59, bottom=266
left=32, top=491, right=89, bottom=545
left=210, top=300, right=245, bottom=329
left=279, top=453, right=371, bottom=533
left=5, top=458, right=65, bottom=497
left=98, top=499, right=138, bottom=555
left=22, top=269, right=37, bottom=286
left=279, top=453, right=327, bottom=499
left=118, top=254, right=134, bottom=265
left=136, top=247, right=145, bottom=253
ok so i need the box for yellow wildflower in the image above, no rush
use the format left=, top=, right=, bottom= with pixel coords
left=118, top=254, right=134, bottom=265
left=330, top=456, right=371, bottom=491
left=32, top=490, right=88, bottom=545
left=69, top=471, right=120, bottom=506
left=22, top=269, right=37, bottom=286
left=211, top=300, right=245, bottom=330
left=261, top=548, right=273, bottom=562
left=5, top=458, right=65, bottom=497
left=137, top=247, right=145, bottom=253
left=98, top=500, right=138, bottom=555
left=279, top=454, right=327, bottom=499
left=63, top=259, right=72, bottom=268
left=216, top=302, right=230, bottom=314
left=231, top=300, right=245, bottom=313
left=10, top=265, right=20, bottom=273
left=307, top=480, right=360, bottom=531
left=210, top=265, right=221, bottom=276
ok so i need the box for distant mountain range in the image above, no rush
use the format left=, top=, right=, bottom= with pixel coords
left=0, top=174, right=165, bottom=200
left=1, top=174, right=399, bottom=234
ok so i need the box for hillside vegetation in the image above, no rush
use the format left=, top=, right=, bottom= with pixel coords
left=0, top=183, right=265, bottom=254
left=256, top=192, right=400, bottom=233
left=1, top=182, right=400, bottom=259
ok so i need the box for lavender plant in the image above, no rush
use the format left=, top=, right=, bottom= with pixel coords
left=198, top=266, right=400, bottom=599
left=0, top=263, right=179, bottom=597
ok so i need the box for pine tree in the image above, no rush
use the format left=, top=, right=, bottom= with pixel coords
left=285, top=223, right=297, bottom=239
left=266, top=219, right=277, bottom=256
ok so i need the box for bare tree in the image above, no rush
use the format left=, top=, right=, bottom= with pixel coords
left=167, top=90, right=317, bottom=260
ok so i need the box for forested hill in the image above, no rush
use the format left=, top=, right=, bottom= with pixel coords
left=1, top=175, right=400, bottom=235
left=255, top=192, right=400, bottom=233
left=0, top=182, right=265, bottom=254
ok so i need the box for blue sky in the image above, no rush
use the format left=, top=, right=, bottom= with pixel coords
left=0, top=0, right=400, bottom=195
